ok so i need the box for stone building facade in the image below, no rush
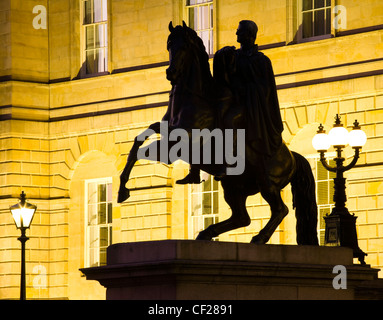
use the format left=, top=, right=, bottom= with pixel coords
left=0, top=0, right=382, bottom=299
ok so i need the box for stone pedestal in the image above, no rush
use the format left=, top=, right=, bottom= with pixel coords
left=80, top=240, right=383, bottom=300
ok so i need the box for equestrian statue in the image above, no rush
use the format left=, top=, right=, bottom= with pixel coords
left=118, top=20, right=319, bottom=246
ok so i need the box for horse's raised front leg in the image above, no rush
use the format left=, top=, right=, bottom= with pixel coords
left=117, top=122, right=161, bottom=203
left=196, top=182, right=251, bottom=240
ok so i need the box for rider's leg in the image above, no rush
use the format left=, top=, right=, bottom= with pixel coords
left=176, top=165, right=201, bottom=184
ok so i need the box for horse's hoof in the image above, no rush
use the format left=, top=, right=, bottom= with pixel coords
left=250, top=234, right=267, bottom=245
left=117, top=187, right=130, bottom=203
left=196, top=230, right=213, bottom=241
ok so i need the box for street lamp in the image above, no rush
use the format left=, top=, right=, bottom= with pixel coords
left=9, top=191, right=37, bottom=300
left=312, top=115, right=367, bottom=264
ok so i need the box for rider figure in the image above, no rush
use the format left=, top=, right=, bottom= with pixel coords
left=176, top=20, right=283, bottom=184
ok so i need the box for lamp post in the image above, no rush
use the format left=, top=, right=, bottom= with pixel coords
left=312, top=115, right=367, bottom=264
left=9, top=191, right=37, bottom=300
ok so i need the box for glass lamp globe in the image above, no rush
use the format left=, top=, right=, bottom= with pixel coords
left=9, top=192, right=36, bottom=229
left=328, top=114, right=349, bottom=147
left=312, top=124, right=331, bottom=151
left=328, top=126, right=349, bottom=147
left=349, top=120, right=367, bottom=148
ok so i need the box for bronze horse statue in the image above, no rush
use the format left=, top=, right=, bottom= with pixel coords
left=118, top=22, right=319, bottom=245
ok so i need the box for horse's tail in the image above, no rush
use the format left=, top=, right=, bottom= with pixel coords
left=291, top=151, right=319, bottom=245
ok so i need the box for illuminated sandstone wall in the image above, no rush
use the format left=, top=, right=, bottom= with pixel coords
left=0, top=0, right=382, bottom=299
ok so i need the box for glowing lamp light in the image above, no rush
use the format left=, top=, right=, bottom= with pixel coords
left=312, top=124, right=331, bottom=151
left=9, top=191, right=37, bottom=300
left=10, top=191, right=36, bottom=230
left=328, top=115, right=349, bottom=147
left=349, top=120, right=367, bottom=148
left=312, top=115, right=367, bottom=152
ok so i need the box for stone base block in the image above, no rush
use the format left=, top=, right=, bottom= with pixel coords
left=80, top=240, right=383, bottom=300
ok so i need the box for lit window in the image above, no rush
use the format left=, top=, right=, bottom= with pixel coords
left=305, top=157, right=335, bottom=245
left=189, top=174, right=219, bottom=240
left=186, top=0, right=214, bottom=55
left=82, top=0, right=108, bottom=74
left=316, top=159, right=335, bottom=245
left=85, top=178, right=112, bottom=267
left=302, top=0, right=331, bottom=39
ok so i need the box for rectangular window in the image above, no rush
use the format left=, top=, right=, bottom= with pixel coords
left=85, top=178, right=113, bottom=267
left=186, top=0, right=214, bottom=55
left=301, top=0, right=331, bottom=39
left=82, top=0, right=108, bottom=75
left=315, top=159, right=335, bottom=245
left=189, top=174, right=219, bottom=240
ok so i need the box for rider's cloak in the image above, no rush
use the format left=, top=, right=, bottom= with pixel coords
left=214, top=45, right=284, bottom=157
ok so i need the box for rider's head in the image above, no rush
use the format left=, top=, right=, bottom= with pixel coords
left=236, top=20, right=258, bottom=48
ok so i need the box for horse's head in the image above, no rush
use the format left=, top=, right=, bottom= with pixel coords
left=166, top=21, right=190, bottom=84
left=166, top=21, right=209, bottom=85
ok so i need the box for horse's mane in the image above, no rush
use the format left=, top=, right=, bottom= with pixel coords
left=172, top=25, right=212, bottom=81
left=187, top=27, right=212, bottom=80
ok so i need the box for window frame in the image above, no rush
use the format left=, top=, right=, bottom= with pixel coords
left=184, top=0, right=215, bottom=56
left=80, top=0, right=109, bottom=77
left=188, top=173, right=219, bottom=240
left=306, top=153, right=336, bottom=245
left=296, top=0, right=334, bottom=43
left=84, top=177, right=113, bottom=267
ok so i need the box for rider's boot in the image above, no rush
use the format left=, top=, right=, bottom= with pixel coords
left=214, top=166, right=227, bottom=181
left=176, top=166, right=201, bottom=184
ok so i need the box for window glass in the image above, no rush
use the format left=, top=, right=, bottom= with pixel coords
left=83, top=0, right=92, bottom=24
left=186, top=0, right=214, bottom=54
left=301, top=0, right=331, bottom=39
left=82, top=0, right=108, bottom=75
left=303, top=0, right=312, bottom=11
left=314, top=0, right=324, bottom=8
left=93, top=0, right=103, bottom=22
left=86, top=179, right=112, bottom=267
left=86, top=25, right=95, bottom=49
left=302, top=11, right=313, bottom=39
left=325, top=8, right=331, bottom=34
left=189, top=174, right=219, bottom=239
left=86, top=51, right=95, bottom=74
left=314, top=159, right=335, bottom=245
